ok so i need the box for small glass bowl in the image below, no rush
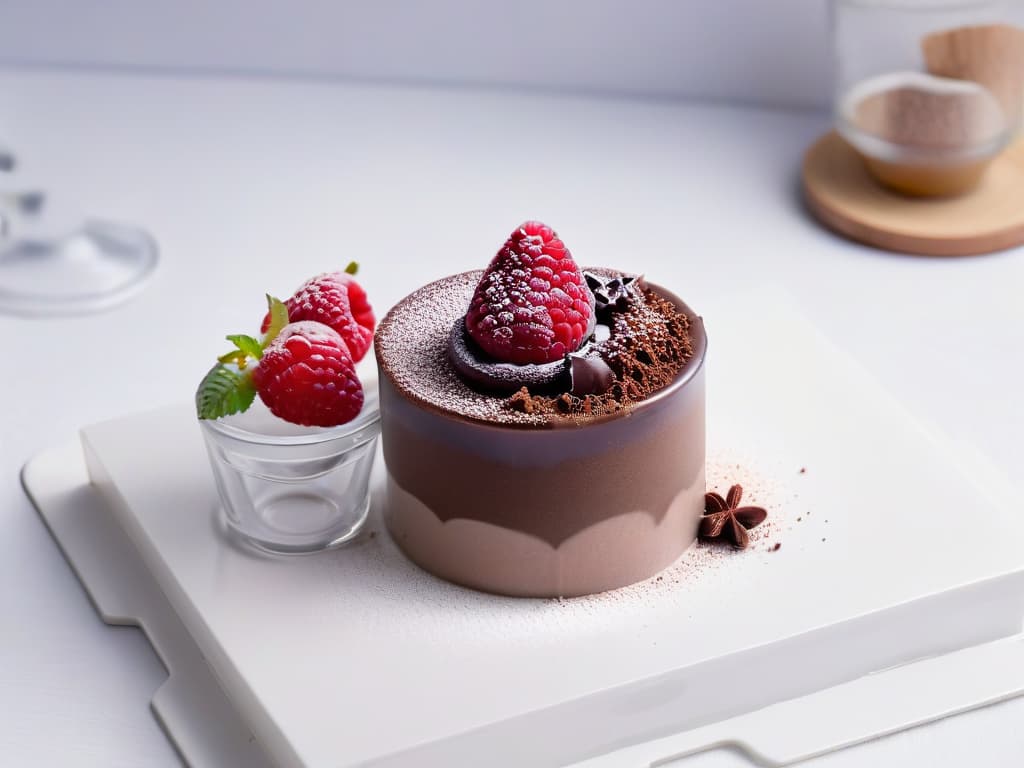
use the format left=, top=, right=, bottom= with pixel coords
left=833, top=0, right=1024, bottom=196
left=837, top=70, right=1012, bottom=196
left=199, top=382, right=380, bottom=554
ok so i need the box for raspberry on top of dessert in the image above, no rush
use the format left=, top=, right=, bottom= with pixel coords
left=377, top=220, right=695, bottom=426
left=465, top=221, right=595, bottom=365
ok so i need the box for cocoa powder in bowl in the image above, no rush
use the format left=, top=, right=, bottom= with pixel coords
left=840, top=71, right=1009, bottom=196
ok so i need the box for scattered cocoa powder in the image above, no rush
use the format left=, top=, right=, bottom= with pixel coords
left=508, top=288, right=694, bottom=420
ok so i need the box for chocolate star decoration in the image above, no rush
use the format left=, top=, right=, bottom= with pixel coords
left=700, top=484, right=768, bottom=550
left=584, top=272, right=642, bottom=314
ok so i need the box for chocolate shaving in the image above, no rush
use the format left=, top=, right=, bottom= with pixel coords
left=584, top=271, right=643, bottom=315
left=699, top=483, right=767, bottom=550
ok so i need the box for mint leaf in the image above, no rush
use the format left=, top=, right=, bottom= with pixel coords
left=195, top=363, right=256, bottom=420
left=263, top=295, right=289, bottom=346
left=226, top=334, right=263, bottom=360
left=217, top=349, right=248, bottom=367
left=344, top=261, right=359, bottom=276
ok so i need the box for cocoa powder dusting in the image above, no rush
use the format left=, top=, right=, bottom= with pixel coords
left=377, top=270, right=698, bottom=428
left=508, top=288, right=693, bottom=420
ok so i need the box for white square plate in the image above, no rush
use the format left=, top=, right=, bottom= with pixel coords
left=35, top=293, right=1024, bottom=767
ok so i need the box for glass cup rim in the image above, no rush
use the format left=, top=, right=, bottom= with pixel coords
left=200, top=397, right=381, bottom=447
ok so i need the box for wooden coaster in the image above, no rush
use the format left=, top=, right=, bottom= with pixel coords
left=802, top=131, right=1024, bottom=256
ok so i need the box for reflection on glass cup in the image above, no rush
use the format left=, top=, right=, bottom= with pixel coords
left=199, top=388, right=380, bottom=554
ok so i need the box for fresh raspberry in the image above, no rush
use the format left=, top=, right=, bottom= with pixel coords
left=261, top=264, right=375, bottom=362
left=465, top=221, right=594, bottom=365
left=253, top=321, right=364, bottom=427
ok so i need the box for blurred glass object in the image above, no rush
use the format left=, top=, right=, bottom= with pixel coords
left=833, top=0, right=1024, bottom=196
left=0, top=150, right=158, bottom=316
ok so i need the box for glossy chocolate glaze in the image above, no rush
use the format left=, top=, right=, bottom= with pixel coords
left=374, top=272, right=707, bottom=596
left=447, top=321, right=570, bottom=394
left=447, top=320, right=619, bottom=397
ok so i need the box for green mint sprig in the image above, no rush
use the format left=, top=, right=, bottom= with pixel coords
left=195, top=362, right=257, bottom=420
left=219, top=334, right=263, bottom=363
left=195, top=296, right=288, bottom=420
left=262, top=293, right=290, bottom=346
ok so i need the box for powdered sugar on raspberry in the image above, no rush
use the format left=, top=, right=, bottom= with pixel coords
left=263, top=271, right=375, bottom=362
left=465, top=221, right=593, bottom=365
left=255, top=321, right=364, bottom=427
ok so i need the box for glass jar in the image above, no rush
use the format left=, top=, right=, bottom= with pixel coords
left=833, top=0, right=1024, bottom=195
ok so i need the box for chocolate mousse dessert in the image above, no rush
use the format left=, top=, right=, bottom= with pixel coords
left=375, top=221, right=706, bottom=597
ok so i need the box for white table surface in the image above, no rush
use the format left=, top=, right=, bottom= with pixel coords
left=0, top=68, right=1021, bottom=767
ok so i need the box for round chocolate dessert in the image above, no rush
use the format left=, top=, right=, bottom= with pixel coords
left=375, top=224, right=706, bottom=598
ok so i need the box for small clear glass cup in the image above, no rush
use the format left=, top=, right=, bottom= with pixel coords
left=199, top=384, right=380, bottom=554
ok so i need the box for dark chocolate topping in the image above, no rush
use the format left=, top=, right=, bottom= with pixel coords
left=448, top=318, right=620, bottom=396
left=568, top=351, right=616, bottom=396
left=509, top=285, right=694, bottom=419
left=585, top=271, right=643, bottom=316
left=374, top=269, right=703, bottom=428
left=447, top=271, right=643, bottom=398
left=447, top=321, right=570, bottom=394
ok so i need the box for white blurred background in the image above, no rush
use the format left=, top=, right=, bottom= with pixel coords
left=8, top=4, right=1024, bottom=768
left=0, top=0, right=830, bottom=108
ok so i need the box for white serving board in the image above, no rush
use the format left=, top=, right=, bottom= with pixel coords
left=23, top=295, right=1024, bottom=767
left=24, top=440, right=1024, bottom=768
left=23, top=440, right=274, bottom=768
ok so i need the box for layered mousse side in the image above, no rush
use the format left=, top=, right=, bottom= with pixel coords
left=382, top=369, right=704, bottom=596
left=375, top=271, right=707, bottom=597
